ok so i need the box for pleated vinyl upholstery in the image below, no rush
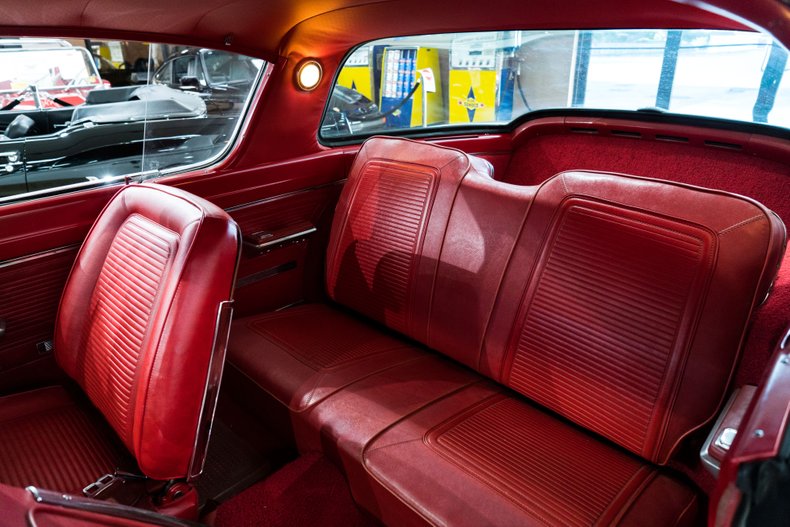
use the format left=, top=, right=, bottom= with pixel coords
left=0, top=183, right=239, bottom=492
left=358, top=170, right=783, bottom=526
left=229, top=137, right=493, bottom=413
left=227, top=139, right=786, bottom=526
left=79, top=215, right=177, bottom=448
left=229, top=304, right=426, bottom=411
left=0, top=387, right=131, bottom=494
left=327, top=160, right=437, bottom=335
left=426, top=397, right=653, bottom=527
left=365, top=383, right=701, bottom=527
left=243, top=304, right=408, bottom=370
left=506, top=201, right=713, bottom=458
left=54, top=183, right=240, bottom=480
left=493, top=172, right=785, bottom=464
left=325, top=136, right=491, bottom=344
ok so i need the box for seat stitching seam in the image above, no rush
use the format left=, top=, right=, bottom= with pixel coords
left=426, top=167, right=470, bottom=348
left=301, top=353, right=428, bottom=409
left=604, top=467, right=656, bottom=526
left=718, top=214, right=764, bottom=236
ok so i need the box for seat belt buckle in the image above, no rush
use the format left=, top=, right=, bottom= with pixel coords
left=83, top=473, right=116, bottom=499
left=83, top=471, right=147, bottom=500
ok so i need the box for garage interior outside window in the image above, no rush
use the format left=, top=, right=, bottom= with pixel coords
left=320, top=29, right=790, bottom=139
left=0, top=38, right=264, bottom=203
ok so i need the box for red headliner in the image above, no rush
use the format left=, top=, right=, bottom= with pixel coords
left=2, top=0, right=787, bottom=169
left=0, top=0, right=787, bottom=61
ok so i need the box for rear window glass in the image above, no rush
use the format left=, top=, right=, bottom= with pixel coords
left=320, top=29, right=790, bottom=139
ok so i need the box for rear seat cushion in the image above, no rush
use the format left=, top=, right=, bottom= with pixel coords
left=228, top=304, right=425, bottom=412
left=228, top=137, right=785, bottom=527
left=362, top=383, right=700, bottom=527
left=293, top=353, right=479, bottom=457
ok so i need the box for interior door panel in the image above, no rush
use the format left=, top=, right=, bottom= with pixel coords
left=228, top=183, right=344, bottom=317
left=0, top=147, right=354, bottom=392
left=0, top=247, right=76, bottom=368
left=0, top=186, right=120, bottom=393
left=0, top=186, right=118, bottom=261
left=712, top=326, right=790, bottom=526
left=171, top=149, right=356, bottom=318
left=169, top=148, right=355, bottom=208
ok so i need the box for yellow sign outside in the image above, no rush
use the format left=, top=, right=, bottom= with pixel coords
left=449, top=69, right=497, bottom=123
left=337, top=66, right=372, bottom=100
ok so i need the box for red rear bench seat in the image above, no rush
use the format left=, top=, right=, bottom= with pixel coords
left=227, top=137, right=786, bottom=526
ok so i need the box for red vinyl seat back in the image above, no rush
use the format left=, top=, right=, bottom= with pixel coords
left=54, top=183, right=240, bottom=481
left=483, top=171, right=786, bottom=463
left=326, top=136, right=493, bottom=343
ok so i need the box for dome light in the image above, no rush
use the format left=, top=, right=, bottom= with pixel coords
left=296, top=60, right=322, bottom=91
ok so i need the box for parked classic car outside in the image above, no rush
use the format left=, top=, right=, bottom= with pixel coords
left=0, top=39, right=106, bottom=111
left=153, top=48, right=263, bottom=112
left=0, top=43, right=262, bottom=201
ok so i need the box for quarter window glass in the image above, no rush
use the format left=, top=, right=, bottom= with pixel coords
left=0, top=39, right=263, bottom=203
left=321, top=29, right=790, bottom=139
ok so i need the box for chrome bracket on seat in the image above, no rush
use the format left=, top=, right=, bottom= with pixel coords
left=700, top=386, right=756, bottom=476
left=187, top=300, right=234, bottom=481
left=83, top=474, right=116, bottom=499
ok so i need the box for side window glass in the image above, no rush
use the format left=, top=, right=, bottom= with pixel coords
left=0, top=39, right=264, bottom=203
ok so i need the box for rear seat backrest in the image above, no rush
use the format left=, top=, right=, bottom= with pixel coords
left=326, top=136, right=493, bottom=342
left=486, top=170, right=786, bottom=464
left=328, top=139, right=785, bottom=466
left=426, top=173, right=536, bottom=371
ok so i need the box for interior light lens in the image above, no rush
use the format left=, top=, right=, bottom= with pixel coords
left=297, top=60, right=322, bottom=91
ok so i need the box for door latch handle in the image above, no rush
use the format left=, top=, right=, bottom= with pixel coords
left=0, top=318, right=5, bottom=339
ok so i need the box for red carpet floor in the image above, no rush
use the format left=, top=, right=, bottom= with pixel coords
left=213, top=453, right=377, bottom=527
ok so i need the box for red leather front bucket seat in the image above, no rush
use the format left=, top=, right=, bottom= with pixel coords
left=0, top=183, right=240, bottom=492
